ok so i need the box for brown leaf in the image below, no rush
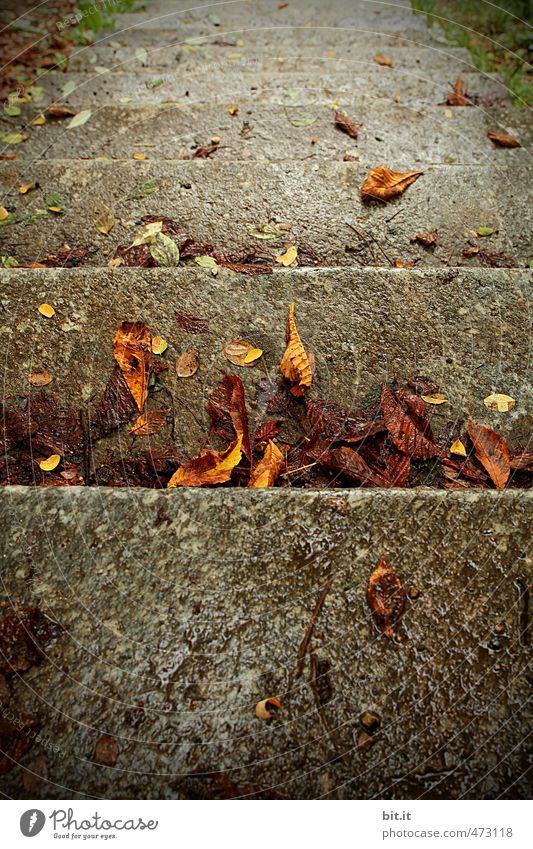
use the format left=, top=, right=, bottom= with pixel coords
left=478, top=250, right=515, bottom=268
left=487, top=130, right=521, bottom=148
left=279, top=302, right=312, bottom=396
left=306, top=398, right=385, bottom=443
left=411, top=229, right=437, bottom=247
left=46, top=105, right=77, bottom=118
left=446, top=75, right=471, bottom=106
left=167, top=436, right=243, bottom=487
left=381, top=384, right=440, bottom=460
left=510, top=453, right=533, bottom=472
left=175, top=349, right=199, bottom=377
left=129, top=409, right=169, bottom=436
left=208, top=373, right=251, bottom=460
left=334, top=111, right=360, bottom=139
left=175, top=310, right=210, bottom=333
left=95, top=735, right=119, bottom=766
left=367, top=557, right=405, bottom=639
left=249, top=440, right=284, bottom=487
left=89, top=365, right=136, bottom=441
left=255, top=420, right=280, bottom=445
left=315, top=445, right=392, bottom=487
left=191, top=143, right=219, bottom=159
left=467, top=421, right=510, bottom=489
left=360, top=165, right=423, bottom=202
left=28, top=370, right=53, bottom=386
left=112, top=321, right=151, bottom=412
left=255, top=697, right=283, bottom=719
left=223, top=339, right=263, bottom=366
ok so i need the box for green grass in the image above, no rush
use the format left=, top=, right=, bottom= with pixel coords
left=70, top=0, right=144, bottom=44
left=412, top=0, right=533, bottom=106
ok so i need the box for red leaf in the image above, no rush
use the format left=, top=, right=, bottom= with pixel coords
left=381, top=384, right=440, bottom=460
left=467, top=421, right=510, bottom=489
left=315, top=445, right=392, bottom=487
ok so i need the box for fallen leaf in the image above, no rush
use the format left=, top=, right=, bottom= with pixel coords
left=411, top=229, right=437, bottom=247
left=94, top=735, right=119, bottom=766
left=45, top=194, right=65, bottom=214
left=360, top=165, right=423, bottom=202
left=175, top=349, right=199, bottom=377
left=150, top=233, right=180, bottom=267
left=38, top=303, right=55, bottom=318
left=93, top=201, right=115, bottom=235
left=2, top=132, right=28, bottom=144
left=421, top=392, right=447, bottom=405
left=450, top=439, right=467, bottom=457
left=0, top=207, right=8, bottom=221
left=249, top=440, right=284, bottom=487
left=248, top=222, right=285, bottom=240
left=223, top=339, right=263, bottom=366
left=374, top=54, right=393, bottom=66
left=112, top=321, right=151, bottom=411
left=195, top=255, right=218, bottom=268
left=285, top=110, right=316, bottom=127
left=19, top=183, right=35, bottom=194
left=255, top=697, right=283, bottom=720
left=66, top=109, right=91, bottom=129
left=477, top=226, right=494, bottom=237
left=208, top=373, right=251, bottom=459
left=463, top=246, right=480, bottom=256
left=46, top=105, right=76, bottom=118
left=381, top=384, right=440, bottom=460
left=167, top=435, right=243, bottom=487
left=151, top=335, right=168, bottom=355
left=191, top=144, right=219, bottom=159
left=367, top=557, right=405, bottom=639
left=483, top=393, right=516, bottom=413
left=276, top=245, right=298, bottom=266
left=279, top=302, right=312, bottom=396
left=130, top=220, right=163, bottom=248
left=487, top=130, right=521, bottom=148
left=446, top=75, right=470, bottom=106
left=39, top=454, right=60, bottom=471
left=175, top=311, right=210, bottom=334
left=129, top=409, right=169, bottom=436
left=128, top=178, right=161, bottom=199
left=467, top=421, right=510, bottom=489
left=32, top=115, right=46, bottom=126
left=334, top=111, right=361, bottom=139
left=132, top=152, right=146, bottom=160
left=316, top=445, right=391, bottom=487
left=135, top=47, right=148, bottom=64
left=28, top=370, right=53, bottom=387
left=228, top=104, right=239, bottom=115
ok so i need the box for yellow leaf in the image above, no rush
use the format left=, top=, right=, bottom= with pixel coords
left=39, top=454, right=60, bottom=471
left=19, top=183, right=35, bottom=194
left=32, top=114, right=46, bottom=125
left=28, top=370, right=53, bottom=386
left=276, top=245, right=298, bottom=266
left=421, top=393, right=448, bottom=405
left=108, top=257, right=123, bottom=267
left=38, top=303, right=55, bottom=317
left=360, top=165, right=423, bottom=202
left=223, top=339, right=263, bottom=367
left=450, top=439, right=467, bottom=457
left=132, top=152, right=146, bottom=160
left=249, top=440, right=284, bottom=488
left=228, top=104, right=239, bottom=115
left=255, top=697, right=283, bottom=720
left=151, top=335, right=168, bottom=355
left=483, top=393, right=516, bottom=413
left=167, top=435, right=243, bottom=487
left=374, top=54, right=393, bottom=67
left=93, top=201, right=115, bottom=235
left=0, top=207, right=8, bottom=221
left=279, top=302, right=312, bottom=396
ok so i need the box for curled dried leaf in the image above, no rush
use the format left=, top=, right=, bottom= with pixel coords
left=483, top=393, right=516, bottom=413
left=255, top=697, right=283, bottom=720
left=112, top=321, right=151, bottom=411
left=446, top=75, right=470, bottom=106
left=93, top=201, right=115, bottom=235
left=334, top=111, right=360, bottom=139
left=249, top=440, right=284, bottom=487
left=28, top=370, right=53, bottom=387
left=374, top=54, right=393, bottom=67
left=276, top=245, right=298, bottom=266
left=360, top=165, right=423, bottom=202
left=421, top=392, right=447, bottom=405
left=367, top=557, right=405, bottom=639
left=46, top=104, right=77, bottom=118
left=487, top=130, right=521, bottom=148
left=39, top=454, right=60, bottom=471
left=450, top=439, right=467, bottom=457
left=223, top=339, right=263, bottom=366
left=175, top=349, right=199, bottom=378
left=167, top=435, right=243, bottom=487
left=279, top=302, right=312, bottom=396
left=411, top=229, right=437, bottom=247
left=467, top=421, right=510, bottom=489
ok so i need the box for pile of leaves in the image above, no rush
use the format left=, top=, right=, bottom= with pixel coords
left=1, top=305, right=530, bottom=489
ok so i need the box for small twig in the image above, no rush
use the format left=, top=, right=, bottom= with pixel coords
left=296, top=579, right=332, bottom=677
left=280, top=461, right=317, bottom=478
left=385, top=208, right=404, bottom=224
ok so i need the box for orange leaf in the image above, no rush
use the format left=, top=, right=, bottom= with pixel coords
left=249, top=440, right=284, bottom=487
left=112, top=321, right=151, bottom=412
left=167, top=436, right=243, bottom=487
left=467, top=421, right=510, bottom=489
left=374, top=54, right=393, bottom=67
left=446, top=75, right=470, bottom=106
left=208, top=373, right=251, bottom=460
left=360, top=165, right=423, bottom=202
left=279, top=302, right=312, bottom=396
left=487, top=130, right=521, bottom=148
left=367, top=557, right=405, bottom=639
left=46, top=105, right=77, bottom=118
left=129, top=409, right=169, bottom=436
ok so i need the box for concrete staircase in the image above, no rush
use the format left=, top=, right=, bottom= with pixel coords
left=0, top=0, right=531, bottom=800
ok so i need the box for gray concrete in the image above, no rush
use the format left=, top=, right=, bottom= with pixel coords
left=0, top=267, right=531, bottom=457
left=1, top=162, right=532, bottom=268
left=0, top=488, right=531, bottom=799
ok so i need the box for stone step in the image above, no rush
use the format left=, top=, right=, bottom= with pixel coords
left=1, top=162, right=531, bottom=268
left=0, top=486, right=530, bottom=799
left=5, top=101, right=531, bottom=166
left=0, top=267, right=530, bottom=461
left=34, top=69, right=512, bottom=108
left=66, top=42, right=473, bottom=76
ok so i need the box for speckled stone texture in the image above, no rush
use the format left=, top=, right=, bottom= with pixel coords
left=0, top=488, right=531, bottom=799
